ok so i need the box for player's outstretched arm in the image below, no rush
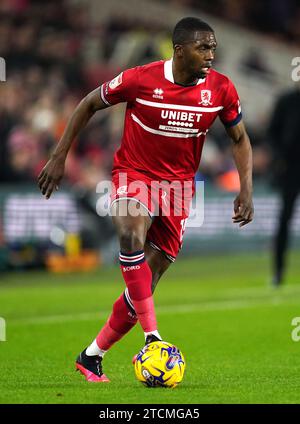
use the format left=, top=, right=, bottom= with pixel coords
left=226, top=120, right=254, bottom=227
left=38, top=88, right=108, bottom=199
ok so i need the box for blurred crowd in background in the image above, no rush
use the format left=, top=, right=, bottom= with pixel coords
left=168, top=0, right=300, bottom=45
left=0, top=0, right=298, bottom=192
left=0, top=0, right=113, bottom=192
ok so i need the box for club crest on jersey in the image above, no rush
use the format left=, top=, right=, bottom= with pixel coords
left=199, top=89, right=212, bottom=106
left=153, top=88, right=164, bottom=99
left=109, top=72, right=123, bottom=90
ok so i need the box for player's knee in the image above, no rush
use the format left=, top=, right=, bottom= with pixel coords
left=151, top=279, right=158, bottom=294
left=151, top=271, right=162, bottom=293
left=119, top=229, right=144, bottom=252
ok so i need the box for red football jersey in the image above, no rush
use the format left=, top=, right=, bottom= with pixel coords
left=100, top=59, right=242, bottom=181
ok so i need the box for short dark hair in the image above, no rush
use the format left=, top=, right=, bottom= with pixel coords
left=172, top=17, right=214, bottom=46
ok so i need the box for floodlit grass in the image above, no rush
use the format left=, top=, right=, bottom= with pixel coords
left=0, top=251, right=300, bottom=404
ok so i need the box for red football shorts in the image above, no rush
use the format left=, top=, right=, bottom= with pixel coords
left=110, top=169, right=194, bottom=262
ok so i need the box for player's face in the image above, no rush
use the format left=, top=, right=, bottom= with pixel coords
left=180, top=31, right=217, bottom=79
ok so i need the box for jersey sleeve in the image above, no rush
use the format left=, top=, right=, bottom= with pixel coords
left=100, top=67, right=139, bottom=106
left=219, top=78, right=242, bottom=127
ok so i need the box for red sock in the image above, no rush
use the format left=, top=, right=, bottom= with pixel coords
left=96, top=293, right=138, bottom=351
left=119, top=250, right=157, bottom=332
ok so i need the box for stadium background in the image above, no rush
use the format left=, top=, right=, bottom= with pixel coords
left=0, top=0, right=300, bottom=404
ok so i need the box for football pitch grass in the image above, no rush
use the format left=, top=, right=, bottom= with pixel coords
left=0, top=251, right=300, bottom=404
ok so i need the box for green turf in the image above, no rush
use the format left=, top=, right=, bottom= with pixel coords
left=0, top=251, right=300, bottom=404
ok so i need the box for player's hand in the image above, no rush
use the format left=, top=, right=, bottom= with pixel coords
left=232, top=191, right=254, bottom=227
left=37, top=154, right=65, bottom=199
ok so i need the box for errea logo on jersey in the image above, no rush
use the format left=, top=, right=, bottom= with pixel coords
left=117, top=185, right=128, bottom=195
left=153, top=88, right=164, bottom=99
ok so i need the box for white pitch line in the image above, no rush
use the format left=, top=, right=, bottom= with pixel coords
left=7, top=292, right=300, bottom=326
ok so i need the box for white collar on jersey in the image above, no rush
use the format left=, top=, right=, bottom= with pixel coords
left=164, top=58, right=206, bottom=85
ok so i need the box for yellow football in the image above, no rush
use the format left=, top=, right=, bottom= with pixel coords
left=133, top=341, right=185, bottom=388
